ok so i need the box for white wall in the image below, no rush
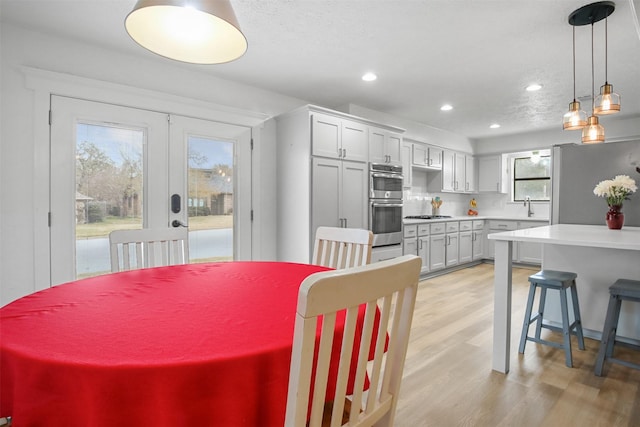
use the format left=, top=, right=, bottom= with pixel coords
left=0, top=23, right=308, bottom=305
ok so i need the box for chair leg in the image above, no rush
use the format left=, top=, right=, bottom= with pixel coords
left=559, top=288, right=573, bottom=368
left=519, top=283, right=537, bottom=354
left=595, top=294, right=620, bottom=376
left=569, top=282, right=585, bottom=350
left=535, top=287, right=547, bottom=340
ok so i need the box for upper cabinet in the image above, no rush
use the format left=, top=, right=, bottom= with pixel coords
left=411, top=143, right=442, bottom=169
left=401, top=142, right=413, bottom=188
left=369, top=126, right=402, bottom=165
left=437, top=150, right=476, bottom=193
left=312, top=113, right=368, bottom=162
left=478, top=155, right=507, bottom=193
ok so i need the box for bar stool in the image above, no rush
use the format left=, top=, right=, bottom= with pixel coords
left=594, top=279, right=640, bottom=376
left=519, top=270, right=585, bottom=368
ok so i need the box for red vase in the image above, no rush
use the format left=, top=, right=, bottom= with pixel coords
left=606, top=204, right=624, bottom=229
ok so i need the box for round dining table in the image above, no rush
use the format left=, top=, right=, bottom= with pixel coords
left=0, top=261, right=371, bottom=426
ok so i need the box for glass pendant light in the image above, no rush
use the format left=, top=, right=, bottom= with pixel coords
left=582, top=23, right=605, bottom=144
left=125, top=0, right=247, bottom=64
left=594, top=16, right=621, bottom=115
left=563, top=26, right=587, bottom=130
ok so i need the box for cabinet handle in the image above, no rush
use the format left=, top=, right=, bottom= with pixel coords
left=343, top=148, right=347, bottom=158
left=496, top=182, right=500, bottom=192
left=419, top=240, right=423, bottom=250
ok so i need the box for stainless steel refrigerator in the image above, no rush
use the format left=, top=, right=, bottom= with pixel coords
left=551, top=140, right=640, bottom=226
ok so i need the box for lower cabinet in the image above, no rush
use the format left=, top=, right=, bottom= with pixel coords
left=486, top=220, right=545, bottom=264
left=403, top=223, right=430, bottom=274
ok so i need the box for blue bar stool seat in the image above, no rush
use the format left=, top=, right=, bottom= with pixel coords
left=594, top=279, right=640, bottom=376
left=519, top=270, right=585, bottom=368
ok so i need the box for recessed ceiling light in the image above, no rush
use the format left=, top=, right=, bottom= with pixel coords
left=526, top=84, right=543, bottom=92
left=440, top=104, right=453, bottom=111
left=490, top=123, right=501, bottom=129
left=362, top=72, right=377, bottom=82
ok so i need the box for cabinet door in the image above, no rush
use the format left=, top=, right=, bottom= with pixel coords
left=441, top=150, right=455, bottom=192
left=459, top=231, right=473, bottom=263
left=418, top=236, right=430, bottom=274
left=454, top=153, right=466, bottom=192
left=341, top=160, right=368, bottom=229
left=342, top=121, right=368, bottom=162
left=446, top=233, right=459, bottom=266
left=472, top=231, right=484, bottom=260
left=403, top=238, right=418, bottom=256
left=412, top=143, right=428, bottom=166
left=369, top=128, right=386, bottom=164
left=465, top=155, right=476, bottom=192
left=428, top=146, right=443, bottom=169
left=429, top=234, right=446, bottom=270
left=386, top=133, right=402, bottom=164
left=401, top=143, right=412, bottom=188
left=311, top=157, right=341, bottom=232
left=311, top=113, right=341, bottom=159
left=478, top=155, right=503, bottom=193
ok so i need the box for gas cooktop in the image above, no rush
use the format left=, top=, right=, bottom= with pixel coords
left=405, top=215, right=452, bottom=220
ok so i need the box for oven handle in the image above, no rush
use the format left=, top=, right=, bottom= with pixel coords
left=371, top=202, right=403, bottom=208
left=371, top=172, right=403, bottom=179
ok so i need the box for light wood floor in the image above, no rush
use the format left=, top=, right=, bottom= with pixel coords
left=394, top=263, right=640, bottom=427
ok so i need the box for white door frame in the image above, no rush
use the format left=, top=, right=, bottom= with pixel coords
left=24, top=66, right=268, bottom=291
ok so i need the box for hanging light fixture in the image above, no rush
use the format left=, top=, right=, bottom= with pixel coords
left=562, top=26, right=587, bottom=130
left=125, top=0, right=248, bottom=65
left=594, top=15, right=621, bottom=114
left=567, top=1, right=615, bottom=144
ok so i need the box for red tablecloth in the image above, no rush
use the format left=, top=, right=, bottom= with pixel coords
left=0, top=261, right=357, bottom=426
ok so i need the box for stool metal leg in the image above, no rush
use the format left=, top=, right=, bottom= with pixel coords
left=569, top=282, right=585, bottom=350
left=519, top=283, right=537, bottom=354
left=595, top=294, right=620, bottom=376
left=559, top=287, right=573, bottom=368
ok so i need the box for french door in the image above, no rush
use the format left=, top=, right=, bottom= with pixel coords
left=50, top=96, right=251, bottom=285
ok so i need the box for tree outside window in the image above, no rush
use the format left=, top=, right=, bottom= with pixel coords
left=513, top=155, right=551, bottom=201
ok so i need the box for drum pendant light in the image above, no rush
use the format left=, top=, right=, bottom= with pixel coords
left=594, top=16, right=621, bottom=115
left=125, top=0, right=248, bottom=64
left=582, top=23, right=605, bottom=144
left=562, top=26, right=587, bottom=130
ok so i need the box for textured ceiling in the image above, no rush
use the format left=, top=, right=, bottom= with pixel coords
left=2, top=0, right=639, bottom=140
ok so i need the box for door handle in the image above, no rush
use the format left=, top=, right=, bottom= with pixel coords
left=172, top=220, right=187, bottom=228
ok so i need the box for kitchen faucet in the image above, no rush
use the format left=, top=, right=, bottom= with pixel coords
left=524, top=196, right=533, bottom=217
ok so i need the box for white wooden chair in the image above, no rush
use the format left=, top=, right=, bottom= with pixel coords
left=108, top=228, right=189, bottom=272
left=285, top=254, right=422, bottom=427
left=312, top=227, right=373, bottom=269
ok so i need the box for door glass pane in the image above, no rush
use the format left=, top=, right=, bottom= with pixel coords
left=188, top=136, right=234, bottom=263
left=75, top=123, right=144, bottom=278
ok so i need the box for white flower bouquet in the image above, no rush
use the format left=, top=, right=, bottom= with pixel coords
left=593, top=175, right=637, bottom=206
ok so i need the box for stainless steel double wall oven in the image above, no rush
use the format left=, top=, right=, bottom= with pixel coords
left=369, top=163, right=403, bottom=247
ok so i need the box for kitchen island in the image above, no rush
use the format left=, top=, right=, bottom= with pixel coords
left=488, top=224, right=640, bottom=373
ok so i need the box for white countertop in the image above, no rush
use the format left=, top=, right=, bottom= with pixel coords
left=488, top=223, right=640, bottom=251
left=404, top=216, right=549, bottom=224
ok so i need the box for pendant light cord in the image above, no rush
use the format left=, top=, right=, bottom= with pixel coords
left=573, top=25, right=576, bottom=102
left=605, top=16, right=608, bottom=84
left=591, top=23, right=595, bottom=112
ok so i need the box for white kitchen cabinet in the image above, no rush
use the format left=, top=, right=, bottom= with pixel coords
left=369, top=126, right=402, bottom=165
left=517, top=221, right=546, bottom=264
left=311, top=112, right=368, bottom=162
left=403, top=223, right=430, bottom=275
left=429, top=222, right=446, bottom=271
left=439, top=150, right=475, bottom=193
left=411, top=143, right=442, bottom=169
left=276, top=105, right=403, bottom=263
left=472, top=220, right=485, bottom=260
left=311, top=157, right=368, bottom=233
left=478, top=155, right=507, bottom=193
left=458, top=221, right=473, bottom=264
left=465, top=155, right=476, bottom=193
left=445, top=221, right=459, bottom=267
left=401, top=142, right=412, bottom=188
left=371, top=244, right=403, bottom=263
left=486, top=220, right=518, bottom=261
